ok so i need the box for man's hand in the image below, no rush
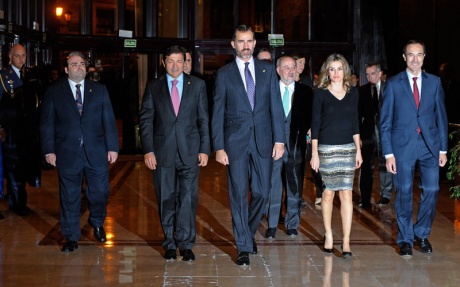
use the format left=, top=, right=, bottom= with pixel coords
left=439, top=153, right=448, bottom=167
left=272, top=143, right=284, bottom=160
left=144, top=152, right=157, bottom=170
left=215, top=150, right=229, bottom=165
left=198, top=153, right=209, bottom=167
left=386, top=156, right=397, bottom=174
left=45, top=153, right=57, bottom=166
left=108, top=151, right=118, bottom=164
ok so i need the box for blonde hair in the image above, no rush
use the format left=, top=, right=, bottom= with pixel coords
left=317, top=53, right=352, bottom=92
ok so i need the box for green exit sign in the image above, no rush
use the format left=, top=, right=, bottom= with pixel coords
left=268, top=34, right=284, bottom=47
left=124, top=39, right=137, bottom=48
left=270, top=38, right=284, bottom=46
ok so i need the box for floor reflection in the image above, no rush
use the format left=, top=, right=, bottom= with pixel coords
left=0, top=155, right=459, bottom=286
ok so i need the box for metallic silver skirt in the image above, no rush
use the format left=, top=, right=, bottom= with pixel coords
left=318, top=143, right=356, bottom=191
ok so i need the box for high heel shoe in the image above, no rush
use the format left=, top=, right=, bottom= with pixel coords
left=341, top=245, right=352, bottom=259
left=323, top=235, right=333, bottom=253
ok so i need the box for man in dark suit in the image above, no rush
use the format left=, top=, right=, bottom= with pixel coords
left=139, top=45, right=210, bottom=262
left=0, top=44, right=42, bottom=217
left=40, top=51, right=119, bottom=252
left=359, top=62, right=393, bottom=208
left=211, top=25, right=285, bottom=265
left=380, top=40, right=448, bottom=256
left=265, top=56, right=313, bottom=239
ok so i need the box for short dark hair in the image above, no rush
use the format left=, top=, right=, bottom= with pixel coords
left=290, top=53, right=306, bottom=61
left=181, top=47, right=192, bottom=55
left=403, top=40, right=426, bottom=55
left=232, top=25, right=254, bottom=41
left=163, top=45, right=185, bottom=61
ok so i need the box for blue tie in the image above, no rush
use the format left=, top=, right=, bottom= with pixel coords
left=244, top=62, right=255, bottom=110
left=282, top=86, right=290, bottom=116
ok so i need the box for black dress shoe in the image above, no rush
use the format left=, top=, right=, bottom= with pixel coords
left=323, top=235, right=333, bottom=253
left=165, top=249, right=177, bottom=260
left=179, top=249, right=195, bottom=261
left=0, top=213, right=4, bottom=220
left=358, top=202, right=372, bottom=208
left=93, top=227, right=106, bottom=243
left=414, top=236, right=432, bottom=253
left=62, top=240, right=78, bottom=252
left=341, top=245, right=352, bottom=259
left=236, top=252, right=250, bottom=265
left=378, top=197, right=390, bottom=205
left=252, top=238, right=257, bottom=254
left=287, top=229, right=298, bottom=237
left=265, top=228, right=276, bottom=239
left=399, top=242, right=413, bottom=256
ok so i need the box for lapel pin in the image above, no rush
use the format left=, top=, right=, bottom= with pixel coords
left=263, top=69, right=266, bottom=73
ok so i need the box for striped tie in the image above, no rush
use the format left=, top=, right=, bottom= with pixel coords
left=245, top=62, right=255, bottom=110
left=75, top=84, right=83, bottom=115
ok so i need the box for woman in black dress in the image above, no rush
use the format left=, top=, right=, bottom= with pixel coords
left=310, top=54, right=362, bottom=258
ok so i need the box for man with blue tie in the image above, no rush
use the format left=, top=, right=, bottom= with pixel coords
left=40, top=51, right=119, bottom=252
left=265, top=56, right=312, bottom=239
left=212, top=25, right=285, bottom=265
left=380, top=40, right=448, bottom=256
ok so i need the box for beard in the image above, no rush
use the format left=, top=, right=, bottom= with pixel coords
left=236, top=48, right=253, bottom=59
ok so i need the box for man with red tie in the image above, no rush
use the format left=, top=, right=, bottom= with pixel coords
left=380, top=40, right=448, bottom=256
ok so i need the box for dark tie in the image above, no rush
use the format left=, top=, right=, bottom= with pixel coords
left=244, top=62, right=255, bottom=110
left=412, top=77, right=421, bottom=133
left=75, top=84, right=83, bottom=115
left=372, top=85, right=379, bottom=111
left=20, top=68, right=25, bottom=81
left=171, top=79, right=180, bottom=116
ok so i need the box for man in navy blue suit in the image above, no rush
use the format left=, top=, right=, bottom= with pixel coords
left=380, top=40, right=448, bottom=256
left=211, top=25, right=285, bottom=265
left=40, top=51, right=119, bottom=252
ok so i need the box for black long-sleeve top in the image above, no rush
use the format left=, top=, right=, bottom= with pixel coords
left=311, top=87, right=360, bottom=145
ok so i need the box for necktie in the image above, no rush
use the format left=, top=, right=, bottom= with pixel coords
left=413, top=77, right=421, bottom=133
left=171, top=79, right=180, bottom=116
left=372, top=85, right=379, bottom=111
left=244, top=62, right=255, bottom=110
left=282, top=86, right=290, bottom=117
left=75, top=84, right=83, bottom=115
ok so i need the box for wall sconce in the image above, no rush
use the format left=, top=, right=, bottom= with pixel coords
left=64, top=11, right=72, bottom=24
left=56, top=7, right=63, bottom=17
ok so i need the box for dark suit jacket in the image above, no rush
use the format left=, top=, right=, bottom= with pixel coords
left=286, top=82, right=313, bottom=155
left=0, top=66, right=24, bottom=125
left=40, top=78, right=119, bottom=168
left=211, top=58, right=284, bottom=161
left=139, top=73, right=210, bottom=167
left=359, top=82, right=384, bottom=142
left=380, top=71, right=448, bottom=161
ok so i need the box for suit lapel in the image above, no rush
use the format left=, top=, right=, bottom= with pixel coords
left=228, top=61, right=252, bottom=110
left=63, top=80, right=81, bottom=115
left=254, top=59, right=268, bottom=111
left=161, top=75, right=176, bottom=116
left=399, top=72, right=417, bottom=110
left=180, top=74, right=192, bottom=115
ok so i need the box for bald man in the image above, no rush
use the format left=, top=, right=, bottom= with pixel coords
left=0, top=44, right=41, bottom=217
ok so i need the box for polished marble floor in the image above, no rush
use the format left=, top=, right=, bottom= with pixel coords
left=1, top=155, right=460, bottom=286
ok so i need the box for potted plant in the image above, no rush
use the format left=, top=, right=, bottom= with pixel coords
left=447, top=128, right=460, bottom=234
